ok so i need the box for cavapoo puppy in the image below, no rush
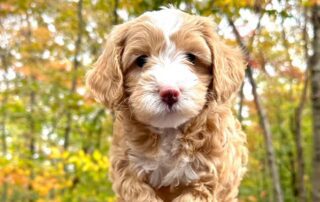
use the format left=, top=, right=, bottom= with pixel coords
left=86, top=8, right=247, bottom=202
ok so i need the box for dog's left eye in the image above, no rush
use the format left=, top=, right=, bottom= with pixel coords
left=186, top=53, right=196, bottom=64
left=135, top=55, right=148, bottom=68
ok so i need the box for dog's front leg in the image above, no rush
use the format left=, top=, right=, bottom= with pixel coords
left=114, top=176, right=163, bottom=202
left=172, top=182, right=238, bottom=202
left=111, top=159, right=163, bottom=202
left=172, top=183, right=215, bottom=202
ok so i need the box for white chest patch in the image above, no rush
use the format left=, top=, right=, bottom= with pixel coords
left=129, top=129, right=199, bottom=188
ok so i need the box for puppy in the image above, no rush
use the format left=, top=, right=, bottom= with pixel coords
left=86, top=8, right=247, bottom=202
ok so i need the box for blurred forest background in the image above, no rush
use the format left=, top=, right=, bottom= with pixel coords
left=0, top=0, right=320, bottom=201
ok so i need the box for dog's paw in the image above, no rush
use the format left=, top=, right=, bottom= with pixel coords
left=172, top=193, right=208, bottom=202
left=116, top=196, right=163, bottom=202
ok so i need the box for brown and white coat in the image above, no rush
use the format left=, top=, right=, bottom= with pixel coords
left=86, top=8, right=248, bottom=202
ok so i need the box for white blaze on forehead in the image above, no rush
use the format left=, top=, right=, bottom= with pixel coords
left=142, top=8, right=185, bottom=67
left=147, top=57, right=198, bottom=90
left=144, top=8, right=183, bottom=37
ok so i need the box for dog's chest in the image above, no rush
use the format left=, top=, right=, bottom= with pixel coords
left=130, top=129, right=199, bottom=188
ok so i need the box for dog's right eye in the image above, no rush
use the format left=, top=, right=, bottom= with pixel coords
left=135, top=55, right=148, bottom=68
left=186, top=53, right=196, bottom=64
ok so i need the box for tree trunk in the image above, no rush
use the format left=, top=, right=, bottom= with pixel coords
left=228, top=18, right=284, bottom=202
left=311, top=4, right=320, bottom=202
left=64, top=0, right=83, bottom=150
left=237, top=12, right=263, bottom=124
left=292, top=6, right=310, bottom=201
left=113, top=0, right=119, bottom=24
left=0, top=54, right=8, bottom=156
left=26, top=12, right=36, bottom=202
left=237, top=83, right=245, bottom=122
left=281, top=12, right=308, bottom=201
left=294, top=6, right=309, bottom=202
left=0, top=53, right=9, bottom=202
left=294, top=70, right=308, bottom=202
left=29, top=87, right=36, bottom=157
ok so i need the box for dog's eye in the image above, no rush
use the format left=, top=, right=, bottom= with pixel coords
left=135, top=55, right=148, bottom=68
left=186, top=53, right=196, bottom=64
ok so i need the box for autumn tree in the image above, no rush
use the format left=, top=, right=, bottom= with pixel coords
left=310, top=3, right=320, bottom=202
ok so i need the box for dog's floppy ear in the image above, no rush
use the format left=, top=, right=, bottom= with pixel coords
left=212, top=41, right=246, bottom=102
left=86, top=23, right=129, bottom=109
left=201, top=18, right=246, bottom=103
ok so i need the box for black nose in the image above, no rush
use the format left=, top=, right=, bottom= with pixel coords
left=160, top=88, right=180, bottom=107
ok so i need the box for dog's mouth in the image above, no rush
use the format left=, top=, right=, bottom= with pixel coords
left=163, top=104, right=178, bottom=113
left=131, top=93, right=207, bottom=130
